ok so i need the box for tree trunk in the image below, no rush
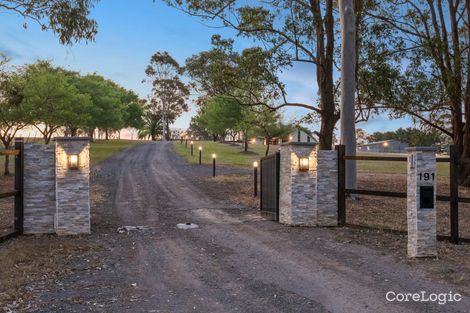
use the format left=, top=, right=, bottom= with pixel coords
left=314, top=0, right=336, bottom=151
left=244, top=131, right=248, bottom=152
left=265, top=142, right=270, bottom=156
left=339, top=0, right=357, bottom=191
left=105, top=129, right=109, bottom=140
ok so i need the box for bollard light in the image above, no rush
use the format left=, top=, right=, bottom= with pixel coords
left=68, top=154, right=79, bottom=170
left=289, top=135, right=293, bottom=141
left=212, top=153, right=216, bottom=177
left=251, top=138, right=256, bottom=144
left=190, top=141, right=194, bottom=156
left=198, top=146, right=202, bottom=165
left=253, top=161, right=258, bottom=197
left=299, top=157, right=309, bottom=172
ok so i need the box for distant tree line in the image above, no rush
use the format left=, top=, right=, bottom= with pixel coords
left=0, top=57, right=145, bottom=174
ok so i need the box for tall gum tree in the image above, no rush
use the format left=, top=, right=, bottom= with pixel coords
left=364, top=0, right=470, bottom=186
left=145, top=52, right=190, bottom=141
left=166, top=0, right=338, bottom=150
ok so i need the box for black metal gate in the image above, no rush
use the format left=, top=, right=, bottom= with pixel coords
left=0, top=138, right=24, bottom=243
left=260, top=151, right=280, bottom=221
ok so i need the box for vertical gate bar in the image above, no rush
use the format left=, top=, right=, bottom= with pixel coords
left=275, top=151, right=280, bottom=221
left=260, top=158, right=263, bottom=212
left=336, top=145, right=346, bottom=226
left=14, top=138, right=24, bottom=233
left=450, top=145, right=459, bottom=244
left=253, top=166, right=258, bottom=197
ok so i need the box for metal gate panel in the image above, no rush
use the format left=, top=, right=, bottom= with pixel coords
left=260, top=151, right=280, bottom=221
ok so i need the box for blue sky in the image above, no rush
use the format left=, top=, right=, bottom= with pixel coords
left=0, top=0, right=412, bottom=135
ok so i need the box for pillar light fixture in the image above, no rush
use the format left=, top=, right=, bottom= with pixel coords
left=299, top=157, right=309, bottom=172
left=68, top=154, right=79, bottom=170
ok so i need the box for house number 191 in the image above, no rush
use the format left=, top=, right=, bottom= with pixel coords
left=418, top=172, right=435, bottom=181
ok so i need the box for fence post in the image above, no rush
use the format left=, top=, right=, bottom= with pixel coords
left=14, top=138, right=24, bottom=233
left=275, top=151, right=280, bottom=221
left=450, top=145, right=459, bottom=244
left=406, top=147, right=437, bottom=258
left=336, top=145, right=346, bottom=227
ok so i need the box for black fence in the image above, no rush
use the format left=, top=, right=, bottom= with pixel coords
left=336, top=145, right=470, bottom=244
left=0, top=138, right=24, bottom=243
left=260, top=151, right=280, bottom=221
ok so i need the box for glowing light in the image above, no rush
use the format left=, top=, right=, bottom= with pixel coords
left=68, top=154, right=79, bottom=170
left=253, top=161, right=258, bottom=168
left=299, top=157, right=309, bottom=171
left=199, top=146, right=202, bottom=151
left=212, top=153, right=216, bottom=159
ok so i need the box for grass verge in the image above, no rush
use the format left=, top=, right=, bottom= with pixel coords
left=174, top=140, right=276, bottom=167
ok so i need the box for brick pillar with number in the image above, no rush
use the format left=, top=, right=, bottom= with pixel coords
left=406, top=147, right=437, bottom=258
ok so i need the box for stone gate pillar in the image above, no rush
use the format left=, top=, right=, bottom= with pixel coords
left=407, top=147, right=437, bottom=258
left=279, top=142, right=318, bottom=226
left=316, top=150, right=338, bottom=226
left=54, top=137, right=91, bottom=235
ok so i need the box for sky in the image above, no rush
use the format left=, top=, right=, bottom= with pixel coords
left=0, top=0, right=413, bottom=137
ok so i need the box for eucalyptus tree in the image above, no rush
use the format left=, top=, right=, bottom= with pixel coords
left=364, top=0, right=470, bottom=185
left=145, top=52, right=189, bottom=141
left=166, top=0, right=338, bottom=150
left=21, top=61, right=92, bottom=143
left=0, top=0, right=99, bottom=44
left=0, top=58, right=28, bottom=175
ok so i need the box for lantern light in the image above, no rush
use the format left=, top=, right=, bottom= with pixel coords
left=299, top=157, right=309, bottom=172
left=68, top=154, right=79, bottom=170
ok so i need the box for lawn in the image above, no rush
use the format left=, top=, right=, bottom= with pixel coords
left=174, top=141, right=451, bottom=175
left=356, top=152, right=450, bottom=176
left=174, top=140, right=276, bottom=167
left=90, top=139, right=146, bottom=165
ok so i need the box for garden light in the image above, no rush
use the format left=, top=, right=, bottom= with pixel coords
left=199, top=146, right=202, bottom=165
left=253, top=161, right=258, bottom=197
left=299, top=157, right=309, bottom=172
left=190, top=141, right=194, bottom=156
left=68, top=154, right=79, bottom=170
left=212, top=153, right=216, bottom=177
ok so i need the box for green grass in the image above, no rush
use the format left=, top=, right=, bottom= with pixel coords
left=174, top=140, right=276, bottom=167
left=174, top=141, right=451, bottom=175
left=90, top=139, right=146, bottom=165
left=356, top=152, right=450, bottom=176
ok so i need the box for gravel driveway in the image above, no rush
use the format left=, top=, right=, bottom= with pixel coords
left=19, top=142, right=470, bottom=312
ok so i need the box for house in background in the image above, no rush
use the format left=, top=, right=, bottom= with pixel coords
left=357, top=139, right=409, bottom=153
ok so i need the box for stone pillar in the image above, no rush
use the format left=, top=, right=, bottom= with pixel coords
left=316, top=150, right=338, bottom=226
left=279, top=142, right=318, bottom=226
left=407, top=147, right=437, bottom=258
left=55, top=137, right=90, bottom=235
left=23, top=144, right=56, bottom=234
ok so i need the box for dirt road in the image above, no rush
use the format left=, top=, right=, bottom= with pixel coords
left=25, top=142, right=470, bottom=312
